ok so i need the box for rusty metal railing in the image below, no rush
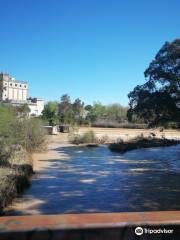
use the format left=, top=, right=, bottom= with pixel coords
left=0, top=211, right=180, bottom=240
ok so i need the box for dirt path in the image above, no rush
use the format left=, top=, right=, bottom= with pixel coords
left=32, top=134, right=71, bottom=172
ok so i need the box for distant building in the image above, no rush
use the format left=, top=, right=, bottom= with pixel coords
left=27, top=98, right=44, bottom=116
left=0, top=73, right=28, bottom=102
left=0, top=73, right=44, bottom=116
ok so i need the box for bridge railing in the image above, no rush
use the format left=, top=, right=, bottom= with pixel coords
left=0, top=211, right=180, bottom=240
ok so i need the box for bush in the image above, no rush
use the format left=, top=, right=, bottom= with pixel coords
left=98, top=135, right=109, bottom=144
left=69, top=131, right=98, bottom=145
left=0, top=105, right=16, bottom=137
left=0, top=139, right=14, bottom=166
left=23, top=119, right=47, bottom=152
left=0, top=105, right=46, bottom=166
left=69, top=131, right=110, bottom=145
left=81, top=131, right=98, bottom=143
left=0, top=105, right=42, bottom=213
left=0, top=144, right=33, bottom=214
left=69, top=134, right=81, bottom=145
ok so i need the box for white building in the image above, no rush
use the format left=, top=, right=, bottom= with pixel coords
left=0, top=73, right=44, bottom=116
left=0, top=73, right=28, bottom=102
left=27, top=98, right=44, bottom=116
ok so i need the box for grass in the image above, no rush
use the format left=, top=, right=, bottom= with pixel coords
left=69, top=130, right=109, bottom=145
left=109, top=136, right=180, bottom=153
left=69, top=130, right=98, bottom=145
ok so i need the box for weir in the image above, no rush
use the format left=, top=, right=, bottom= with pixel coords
left=0, top=211, right=180, bottom=239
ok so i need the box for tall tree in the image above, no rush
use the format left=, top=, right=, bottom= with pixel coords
left=42, top=101, right=58, bottom=126
left=72, top=98, right=84, bottom=116
left=106, top=104, right=128, bottom=122
left=128, top=39, right=180, bottom=127
left=72, top=98, right=84, bottom=123
left=58, top=94, right=73, bottom=124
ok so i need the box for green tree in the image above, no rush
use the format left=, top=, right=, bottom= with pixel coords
left=0, top=104, right=46, bottom=149
left=42, top=101, right=58, bottom=126
left=84, top=105, right=93, bottom=111
left=128, top=39, right=180, bottom=127
left=72, top=98, right=84, bottom=124
left=106, top=104, right=128, bottom=122
left=93, top=102, right=106, bottom=120
left=58, top=94, right=74, bottom=124
left=85, top=102, right=106, bottom=123
left=85, top=103, right=128, bottom=124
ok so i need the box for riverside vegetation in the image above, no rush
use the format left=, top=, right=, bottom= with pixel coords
left=0, top=105, right=46, bottom=214
left=42, top=39, right=180, bottom=130
left=69, top=129, right=180, bottom=152
left=109, top=135, right=180, bottom=153
left=69, top=130, right=109, bottom=146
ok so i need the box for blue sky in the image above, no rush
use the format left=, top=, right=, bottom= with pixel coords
left=0, top=0, right=179, bottom=106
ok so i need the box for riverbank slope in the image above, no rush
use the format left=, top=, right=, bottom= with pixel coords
left=3, top=127, right=180, bottom=214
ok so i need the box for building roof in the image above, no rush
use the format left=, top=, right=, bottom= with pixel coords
left=0, top=73, right=28, bottom=84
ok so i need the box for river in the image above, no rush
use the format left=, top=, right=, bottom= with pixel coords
left=5, top=144, right=180, bottom=215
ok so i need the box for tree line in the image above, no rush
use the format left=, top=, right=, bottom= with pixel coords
left=42, top=95, right=128, bottom=126
left=42, top=39, right=180, bottom=128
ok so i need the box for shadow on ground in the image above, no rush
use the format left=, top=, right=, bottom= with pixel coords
left=5, top=144, right=180, bottom=215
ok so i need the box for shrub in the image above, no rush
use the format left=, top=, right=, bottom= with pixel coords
left=0, top=105, right=42, bottom=213
left=69, top=131, right=98, bottom=145
left=81, top=131, right=98, bottom=143
left=0, top=139, right=14, bottom=166
left=23, top=118, right=47, bottom=152
left=69, top=131, right=110, bottom=145
left=98, top=135, right=109, bottom=144
left=0, top=105, right=16, bottom=137
left=0, top=105, right=46, bottom=163
left=69, top=134, right=82, bottom=145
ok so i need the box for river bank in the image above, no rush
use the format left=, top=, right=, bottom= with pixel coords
left=71, top=127, right=180, bottom=150
left=109, top=137, right=180, bottom=153
left=0, top=148, right=33, bottom=215
left=32, top=127, right=180, bottom=170
left=0, top=107, right=47, bottom=215
left=77, top=127, right=180, bottom=142
left=3, top=127, right=180, bottom=214
left=4, top=130, right=180, bottom=215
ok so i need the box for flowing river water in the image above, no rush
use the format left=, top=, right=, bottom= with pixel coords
left=5, top=143, right=180, bottom=215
